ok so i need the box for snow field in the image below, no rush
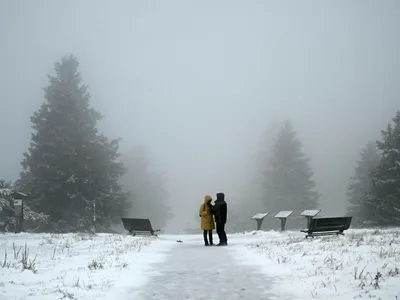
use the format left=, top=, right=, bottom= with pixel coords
left=0, top=233, right=171, bottom=300
left=232, top=228, right=400, bottom=299
left=0, top=229, right=399, bottom=300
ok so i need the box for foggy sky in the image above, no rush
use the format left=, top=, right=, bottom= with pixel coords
left=1, top=0, right=399, bottom=231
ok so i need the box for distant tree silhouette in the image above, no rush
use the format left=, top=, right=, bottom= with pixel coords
left=262, top=121, right=319, bottom=228
left=19, top=55, right=128, bottom=232
left=120, top=146, right=171, bottom=229
left=346, top=141, right=380, bottom=227
left=364, top=111, right=400, bottom=227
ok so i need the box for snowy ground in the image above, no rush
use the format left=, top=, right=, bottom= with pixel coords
left=128, top=234, right=277, bottom=299
left=0, top=233, right=171, bottom=300
left=233, top=228, right=400, bottom=300
left=0, top=229, right=399, bottom=299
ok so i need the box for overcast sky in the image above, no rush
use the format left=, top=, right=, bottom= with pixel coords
left=1, top=0, right=399, bottom=231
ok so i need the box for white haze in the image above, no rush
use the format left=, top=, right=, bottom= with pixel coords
left=0, top=0, right=399, bottom=231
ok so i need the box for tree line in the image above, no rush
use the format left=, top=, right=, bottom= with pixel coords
left=1, top=54, right=398, bottom=233
left=234, top=114, right=400, bottom=230
left=0, top=55, right=170, bottom=233
left=347, top=113, right=400, bottom=227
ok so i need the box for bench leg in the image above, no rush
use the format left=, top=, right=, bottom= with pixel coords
left=304, top=231, right=314, bottom=239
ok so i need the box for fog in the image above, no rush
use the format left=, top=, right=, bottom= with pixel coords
left=1, top=0, right=399, bottom=232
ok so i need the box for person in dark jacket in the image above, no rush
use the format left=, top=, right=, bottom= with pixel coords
left=211, top=192, right=228, bottom=246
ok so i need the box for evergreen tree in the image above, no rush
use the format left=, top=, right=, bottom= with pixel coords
left=0, top=180, right=15, bottom=231
left=120, top=146, right=171, bottom=230
left=19, top=55, right=128, bottom=232
left=364, top=111, right=400, bottom=227
left=263, top=121, right=319, bottom=227
left=346, top=141, right=380, bottom=227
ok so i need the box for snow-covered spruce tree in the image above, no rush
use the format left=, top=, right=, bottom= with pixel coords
left=364, top=111, right=400, bottom=227
left=0, top=180, right=48, bottom=232
left=262, top=121, right=319, bottom=228
left=120, top=146, right=171, bottom=230
left=346, top=141, right=381, bottom=227
left=0, top=180, right=15, bottom=231
left=19, top=55, right=128, bottom=232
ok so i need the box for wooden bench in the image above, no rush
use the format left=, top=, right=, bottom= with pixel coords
left=121, top=218, right=161, bottom=236
left=301, top=216, right=352, bottom=238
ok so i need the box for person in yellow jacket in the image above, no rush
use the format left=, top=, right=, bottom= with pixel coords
left=199, top=195, right=215, bottom=246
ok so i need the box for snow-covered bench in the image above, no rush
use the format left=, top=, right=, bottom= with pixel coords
left=301, top=216, right=352, bottom=238
left=121, top=218, right=161, bottom=236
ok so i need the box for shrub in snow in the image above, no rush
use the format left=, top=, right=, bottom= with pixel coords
left=88, top=260, right=104, bottom=270
left=1, top=242, right=37, bottom=273
left=0, top=182, right=48, bottom=232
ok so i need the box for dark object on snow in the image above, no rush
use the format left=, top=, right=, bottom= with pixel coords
left=211, top=193, right=228, bottom=245
left=301, top=216, right=352, bottom=238
left=176, top=240, right=183, bottom=243
left=121, top=218, right=161, bottom=236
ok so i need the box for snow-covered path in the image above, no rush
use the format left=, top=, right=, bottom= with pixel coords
left=128, top=234, right=276, bottom=300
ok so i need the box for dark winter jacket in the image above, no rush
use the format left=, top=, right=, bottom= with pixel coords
left=212, top=193, right=227, bottom=224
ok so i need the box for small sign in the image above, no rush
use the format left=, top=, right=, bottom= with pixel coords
left=300, top=209, right=320, bottom=217
left=251, top=213, right=269, bottom=220
left=274, top=210, right=294, bottom=219
left=14, top=199, right=23, bottom=217
left=14, top=199, right=22, bottom=206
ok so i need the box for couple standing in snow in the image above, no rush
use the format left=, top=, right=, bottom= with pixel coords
left=199, top=193, right=228, bottom=246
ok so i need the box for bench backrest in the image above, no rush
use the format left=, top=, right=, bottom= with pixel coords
left=121, top=218, right=154, bottom=232
left=309, top=217, right=352, bottom=231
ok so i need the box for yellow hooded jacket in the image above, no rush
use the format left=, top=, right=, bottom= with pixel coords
left=199, top=195, right=215, bottom=230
